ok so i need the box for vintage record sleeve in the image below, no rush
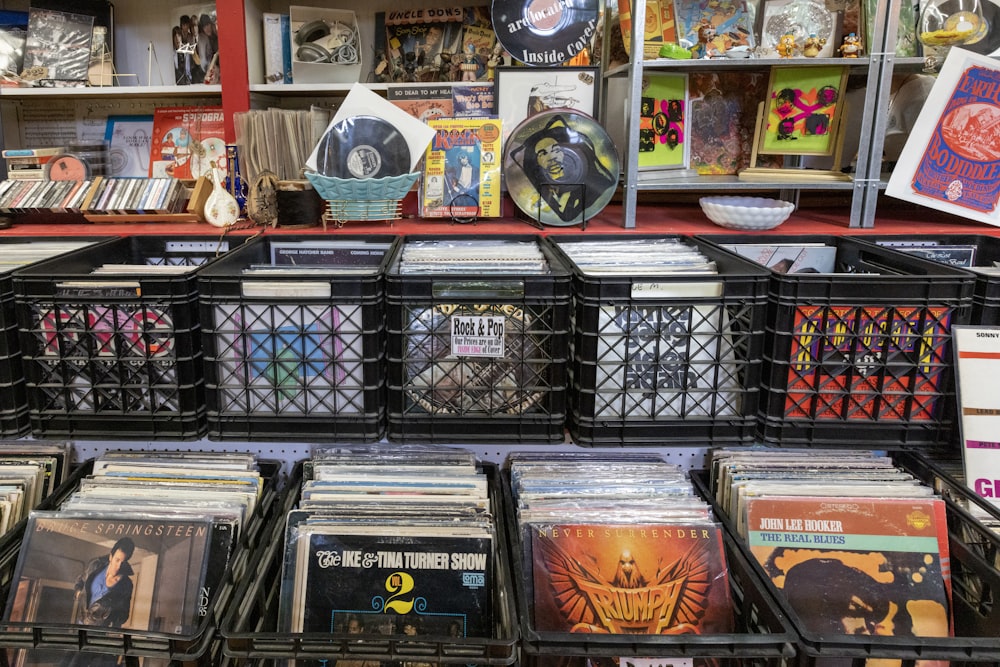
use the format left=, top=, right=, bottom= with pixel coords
left=782, top=304, right=953, bottom=421
left=743, top=495, right=952, bottom=647
left=278, top=523, right=494, bottom=638
left=4, top=512, right=215, bottom=634
left=149, top=105, right=227, bottom=180
left=527, top=521, right=734, bottom=634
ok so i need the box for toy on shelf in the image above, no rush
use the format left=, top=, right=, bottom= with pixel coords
left=802, top=34, right=826, bottom=57
left=775, top=32, right=797, bottom=57
left=839, top=32, right=863, bottom=57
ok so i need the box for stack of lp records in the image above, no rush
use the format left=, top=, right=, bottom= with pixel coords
left=1, top=451, right=268, bottom=664
left=278, top=445, right=496, bottom=638
left=508, top=450, right=736, bottom=644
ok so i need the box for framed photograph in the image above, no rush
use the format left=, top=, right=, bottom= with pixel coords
left=494, top=66, right=598, bottom=147
left=886, top=48, right=1000, bottom=226
left=757, top=65, right=849, bottom=156
left=759, top=0, right=841, bottom=58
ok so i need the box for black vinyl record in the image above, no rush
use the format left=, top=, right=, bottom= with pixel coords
left=491, top=0, right=601, bottom=65
left=315, top=115, right=410, bottom=179
left=503, top=109, right=620, bottom=227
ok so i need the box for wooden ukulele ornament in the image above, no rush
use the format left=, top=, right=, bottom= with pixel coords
left=204, top=160, right=240, bottom=227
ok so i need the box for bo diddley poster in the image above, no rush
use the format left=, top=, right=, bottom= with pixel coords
left=886, top=47, right=1000, bottom=226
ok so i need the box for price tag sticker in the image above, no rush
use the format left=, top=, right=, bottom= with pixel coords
left=618, top=659, right=693, bottom=667
left=450, top=315, right=505, bottom=358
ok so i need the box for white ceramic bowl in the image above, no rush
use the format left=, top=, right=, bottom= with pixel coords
left=699, top=196, right=795, bottom=230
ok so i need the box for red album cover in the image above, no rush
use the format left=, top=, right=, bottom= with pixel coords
left=782, top=305, right=952, bottom=422
left=529, top=522, right=734, bottom=635
left=149, top=105, right=227, bottom=180
left=745, top=495, right=951, bottom=663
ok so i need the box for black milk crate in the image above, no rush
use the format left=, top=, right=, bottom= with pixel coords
left=696, top=234, right=976, bottom=447
left=855, top=234, right=1000, bottom=326
left=196, top=234, right=399, bottom=442
left=690, top=453, right=1000, bottom=666
left=11, top=235, right=244, bottom=440
left=546, top=235, right=771, bottom=447
left=385, top=235, right=572, bottom=443
left=0, top=237, right=117, bottom=438
left=499, top=469, right=797, bottom=666
left=0, top=458, right=284, bottom=667
left=220, top=461, right=519, bottom=667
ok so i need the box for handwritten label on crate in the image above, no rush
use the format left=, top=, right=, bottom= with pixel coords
left=631, top=281, right=723, bottom=299
left=451, top=315, right=505, bottom=358
left=619, top=659, right=693, bottom=667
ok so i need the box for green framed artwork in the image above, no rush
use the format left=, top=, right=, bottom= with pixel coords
left=758, top=65, right=850, bottom=156
left=637, top=72, right=689, bottom=171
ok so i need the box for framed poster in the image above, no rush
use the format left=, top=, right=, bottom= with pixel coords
left=495, top=66, right=598, bottom=147
left=757, top=65, right=849, bottom=156
left=885, top=48, right=1000, bottom=226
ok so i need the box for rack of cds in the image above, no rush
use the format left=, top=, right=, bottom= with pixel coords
left=220, top=447, right=519, bottom=667
left=10, top=235, right=247, bottom=440
left=690, top=447, right=1000, bottom=666
left=385, top=236, right=572, bottom=443
left=0, top=450, right=286, bottom=667
left=546, top=235, right=771, bottom=446
left=697, top=235, right=978, bottom=446
left=196, top=235, right=399, bottom=441
left=0, top=237, right=115, bottom=438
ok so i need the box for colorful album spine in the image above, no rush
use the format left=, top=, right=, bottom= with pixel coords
left=911, top=62, right=1000, bottom=214
left=783, top=305, right=952, bottom=422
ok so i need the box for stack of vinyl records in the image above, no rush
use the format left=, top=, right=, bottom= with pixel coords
left=0, top=451, right=270, bottom=664
left=709, top=447, right=953, bottom=644
left=508, top=450, right=736, bottom=652
left=277, top=445, right=496, bottom=638
left=0, top=441, right=73, bottom=539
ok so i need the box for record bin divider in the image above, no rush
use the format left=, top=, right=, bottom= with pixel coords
left=497, top=466, right=798, bottom=664
left=543, top=234, right=771, bottom=447
left=694, top=234, right=977, bottom=448
left=11, top=235, right=252, bottom=441
left=0, top=237, right=119, bottom=438
left=848, top=234, right=1000, bottom=326
left=220, top=461, right=519, bottom=666
left=194, top=234, right=401, bottom=442
left=384, top=234, right=572, bottom=444
left=0, top=458, right=284, bottom=666
left=688, top=452, right=1000, bottom=665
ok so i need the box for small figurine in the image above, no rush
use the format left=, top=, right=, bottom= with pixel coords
left=486, top=43, right=506, bottom=81
left=839, top=32, right=862, bottom=57
left=802, top=33, right=826, bottom=57
left=459, top=42, right=479, bottom=82
left=775, top=32, right=797, bottom=58
left=690, top=21, right=719, bottom=59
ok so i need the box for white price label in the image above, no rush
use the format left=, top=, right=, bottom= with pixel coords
left=450, top=315, right=505, bottom=358
left=618, top=659, right=693, bottom=667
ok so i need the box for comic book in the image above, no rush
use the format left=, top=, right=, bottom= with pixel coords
left=782, top=304, right=953, bottom=422
left=420, top=117, right=503, bottom=219
left=744, top=494, right=951, bottom=664
left=528, top=521, right=734, bottom=634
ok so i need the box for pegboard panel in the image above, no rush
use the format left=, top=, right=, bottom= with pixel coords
left=57, top=439, right=713, bottom=474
